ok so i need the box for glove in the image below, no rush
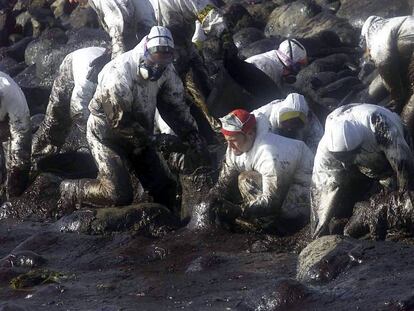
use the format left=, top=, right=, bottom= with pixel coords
left=86, top=49, right=112, bottom=84
left=154, top=134, right=187, bottom=154
left=221, top=31, right=238, bottom=60
left=186, top=132, right=211, bottom=166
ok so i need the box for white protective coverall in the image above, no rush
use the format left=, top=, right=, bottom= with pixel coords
left=88, top=0, right=156, bottom=58
left=311, top=103, right=414, bottom=238
left=245, top=39, right=307, bottom=88
left=32, top=47, right=106, bottom=159
left=0, top=71, right=31, bottom=198
left=361, top=15, right=414, bottom=112
left=212, top=114, right=314, bottom=229
left=252, top=93, right=324, bottom=153
left=60, top=36, right=199, bottom=208
left=149, top=0, right=226, bottom=48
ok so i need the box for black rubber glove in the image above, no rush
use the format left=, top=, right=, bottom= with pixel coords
left=86, top=49, right=112, bottom=83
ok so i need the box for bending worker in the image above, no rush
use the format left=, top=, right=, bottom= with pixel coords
left=207, top=109, right=314, bottom=234
left=32, top=47, right=108, bottom=160
left=0, top=71, right=31, bottom=199
left=68, top=0, right=155, bottom=59
left=252, top=93, right=323, bottom=153
left=59, top=26, right=208, bottom=211
left=245, top=39, right=308, bottom=89
left=311, top=103, right=414, bottom=238
left=360, top=16, right=414, bottom=134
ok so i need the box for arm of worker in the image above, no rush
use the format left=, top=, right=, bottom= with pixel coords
left=6, top=98, right=31, bottom=197
left=371, top=112, right=414, bottom=191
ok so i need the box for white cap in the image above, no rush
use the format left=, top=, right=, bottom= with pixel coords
left=326, top=119, right=363, bottom=152
left=276, top=93, right=309, bottom=124
left=146, top=26, right=174, bottom=54
left=277, top=39, right=307, bottom=65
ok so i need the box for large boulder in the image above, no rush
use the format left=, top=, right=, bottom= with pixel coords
left=344, top=191, right=414, bottom=240
left=336, top=0, right=411, bottom=29
left=233, top=27, right=265, bottom=50
left=55, top=203, right=179, bottom=236
left=68, top=5, right=99, bottom=29
left=244, top=1, right=278, bottom=29
left=265, top=0, right=358, bottom=46
left=297, top=235, right=362, bottom=284
left=13, top=64, right=51, bottom=114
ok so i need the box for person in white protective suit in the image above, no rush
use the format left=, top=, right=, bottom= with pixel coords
left=245, top=39, right=308, bottom=89
left=0, top=71, right=31, bottom=199
left=311, top=103, right=414, bottom=238
left=360, top=16, right=414, bottom=133
left=31, top=47, right=107, bottom=160
left=252, top=93, right=323, bottom=153
left=68, top=0, right=156, bottom=59
left=207, top=109, right=314, bottom=233
left=58, top=26, right=208, bottom=211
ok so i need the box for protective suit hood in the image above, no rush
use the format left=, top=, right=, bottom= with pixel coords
left=326, top=119, right=363, bottom=152
left=276, top=93, right=309, bottom=124
left=361, top=16, right=385, bottom=43
left=276, top=39, right=307, bottom=71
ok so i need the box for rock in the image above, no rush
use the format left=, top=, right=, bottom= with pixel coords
left=238, top=37, right=282, bottom=60
left=50, top=0, right=67, bottom=19
left=55, top=209, right=96, bottom=233
left=314, top=0, right=340, bottom=13
left=0, top=57, right=17, bottom=74
left=13, top=64, right=51, bottom=114
left=56, top=203, right=179, bottom=236
left=245, top=1, right=278, bottom=29
left=24, top=27, right=67, bottom=66
left=344, top=191, right=414, bottom=240
left=10, top=269, right=69, bottom=289
left=7, top=173, right=62, bottom=220
left=0, top=250, right=46, bottom=268
left=297, top=235, right=363, bottom=284
left=337, top=0, right=411, bottom=29
left=0, top=36, right=33, bottom=62
left=223, top=3, right=257, bottom=33
left=68, top=5, right=99, bottom=29
left=316, top=76, right=363, bottom=100
left=265, top=1, right=358, bottom=46
left=238, top=278, right=314, bottom=311
left=180, top=166, right=216, bottom=226
left=233, top=27, right=264, bottom=50
left=0, top=303, right=27, bottom=311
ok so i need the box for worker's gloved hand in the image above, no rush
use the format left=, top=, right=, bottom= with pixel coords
left=86, top=49, right=112, bottom=84
left=6, top=167, right=29, bottom=198
left=186, top=131, right=211, bottom=166
left=32, top=134, right=59, bottom=160
left=221, top=31, right=238, bottom=60
left=242, top=201, right=267, bottom=219
left=154, top=134, right=187, bottom=154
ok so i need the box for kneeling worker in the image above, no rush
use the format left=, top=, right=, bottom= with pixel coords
left=208, top=109, right=314, bottom=233
left=311, top=103, right=414, bottom=238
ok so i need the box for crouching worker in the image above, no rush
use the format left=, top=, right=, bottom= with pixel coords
left=0, top=71, right=31, bottom=199
left=245, top=39, right=308, bottom=89
left=311, top=104, right=414, bottom=238
left=207, top=109, right=314, bottom=234
left=58, top=26, right=208, bottom=212
left=360, top=16, right=414, bottom=134
left=32, top=47, right=108, bottom=160
left=252, top=93, right=323, bottom=153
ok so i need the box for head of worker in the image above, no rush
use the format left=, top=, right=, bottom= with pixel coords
left=276, top=93, right=309, bottom=139
left=326, top=119, right=363, bottom=163
left=220, top=109, right=257, bottom=156
left=276, top=39, right=308, bottom=84
left=360, top=16, right=384, bottom=61
left=139, top=26, right=175, bottom=82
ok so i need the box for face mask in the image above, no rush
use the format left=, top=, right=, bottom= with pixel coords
left=139, top=60, right=167, bottom=81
